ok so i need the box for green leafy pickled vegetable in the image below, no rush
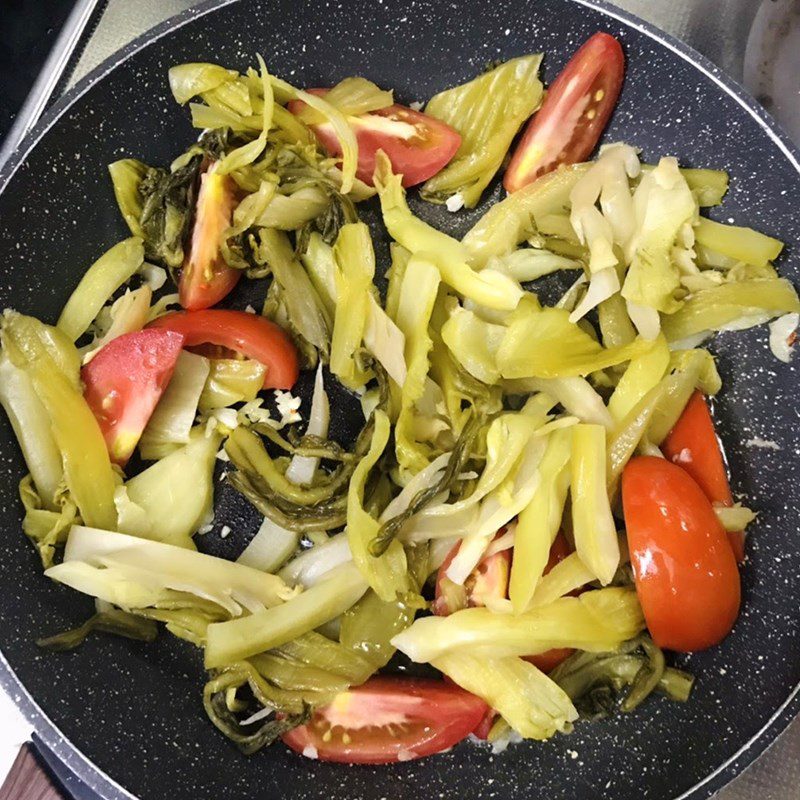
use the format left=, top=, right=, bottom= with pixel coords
left=123, top=429, right=221, bottom=548
left=392, top=254, right=442, bottom=472
left=298, top=232, right=337, bottom=317
left=330, top=222, right=375, bottom=388
left=130, top=155, right=202, bottom=270
left=421, top=55, right=544, bottom=208
left=508, top=428, right=572, bottom=614
left=204, top=562, right=368, bottom=668
left=621, top=157, right=696, bottom=319
left=108, top=159, right=148, bottom=238
left=463, top=164, right=589, bottom=266
left=662, top=278, right=800, bottom=342
left=529, top=551, right=596, bottom=608
left=270, top=74, right=358, bottom=194
left=550, top=637, right=694, bottom=719
left=255, top=228, right=331, bottom=358
left=203, top=676, right=311, bottom=755
left=372, top=415, right=481, bottom=557
left=392, top=588, right=645, bottom=662
left=571, top=424, right=619, bottom=585
left=375, top=153, right=523, bottom=311
left=217, top=55, right=273, bottom=175
left=57, top=238, right=145, bottom=341
left=346, top=410, right=409, bottom=601
left=199, top=358, right=265, bottom=411
left=340, top=587, right=423, bottom=669
left=3, top=313, right=117, bottom=530
left=296, top=76, right=393, bottom=124
left=433, top=651, right=577, bottom=740
left=139, top=352, right=210, bottom=460
left=0, top=356, right=63, bottom=510
left=607, top=334, right=670, bottom=423
left=169, top=62, right=239, bottom=105
left=37, top=609, right=158, bottom=651
left=19, top=476, right=78, bottom=568
left=47, top=525, right=294, bottom=616
left=694, top=217, right=783, bottom=267
left=497, top=305, right=652, bottom=378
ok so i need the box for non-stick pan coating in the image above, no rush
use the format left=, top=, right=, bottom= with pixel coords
left=0, top=1, right=798, bottom=799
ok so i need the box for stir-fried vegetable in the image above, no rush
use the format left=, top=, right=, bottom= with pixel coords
left=2, top=45, right=796, bottom=767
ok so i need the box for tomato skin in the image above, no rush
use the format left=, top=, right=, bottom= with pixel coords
left=622, top=456, right=741, bottom=652
left=472, top=708, right=497, bottom=741
left=662, top=391, right=744, bottom=562
left=524, top=533, right=578, bottom=673
left=433, top=536, right=510, bottom=616
left=179, top=163, right=241, bottom=310
left=148, top=310, right=298, bottom=389
left=82, top=330, right=184, bottom=465
left=289, top=91, right=461, bottom=187
left=281, top=677, right=488, bottom=764
left=504, top=32, right=625, bottom=192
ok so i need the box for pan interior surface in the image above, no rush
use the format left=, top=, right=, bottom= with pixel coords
left=0, top=1, right=798, bottom=799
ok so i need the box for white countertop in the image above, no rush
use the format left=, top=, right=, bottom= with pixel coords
left=0, top=684, right=33, bottom=778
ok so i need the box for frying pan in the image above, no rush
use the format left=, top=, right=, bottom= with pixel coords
left=0, top=1, right=798, bottom=799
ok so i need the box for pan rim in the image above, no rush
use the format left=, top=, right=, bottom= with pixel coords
left=0, top=1, right=797, bottom=798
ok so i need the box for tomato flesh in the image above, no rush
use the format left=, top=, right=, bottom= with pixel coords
left=148, top=310, right=298, bottom=389
left=524, top=533, right=579, bottom=673
left=662, top=391, right=744, bottom=562
left=289, top=91, right=461, bottom=187
left=433, top=535, right=510, bottom=616
left=622, top=456, right=740, bottom=652
left=281, top=677, right=488, bottom=764
left=82, top=329, right=184, bottom=465
left=504, top=32, right=625, bottom=192
left=179, top=162, right=241, bottom=310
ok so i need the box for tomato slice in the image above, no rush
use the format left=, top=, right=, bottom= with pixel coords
left=524, top=533, right=578, bottom=673
left=622, top=456, right=741, bottom=652
left=662, top=391, right=744, bottom=562
left=82, top=330, right=184, bottom=465
left=148, top=310, right=298, bottom=389
left=179, top=162, right=241, bottom=310
left=289, top=91, right=461, bottom=187
left=281, top=677, right=488, bottom=763
left=504, top=32, right=625, bottom=193
left=433, top=534, right=510, bottom=616
left=471, top=707, right=497, bottom=741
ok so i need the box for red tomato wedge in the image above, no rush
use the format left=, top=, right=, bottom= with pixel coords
left=82, top=330, right=184, bottom=465
left=288, top=91, right=461, bottom=187
left=148, top=310, right=299, bottom=389
left=179, top=162, right=241, bottom=310
left=524, top=533, right=578, bottom=673
left=622, top=456, right=741, bottom=652
left=472, top=708, right=497, bottom=741
left=281, top=677, right=488, bottom=764
left=433, top=534, right=511, bottom=616
left=504, top=32, right=625, bottom=193
left=662, top=391, right=744, bottom=562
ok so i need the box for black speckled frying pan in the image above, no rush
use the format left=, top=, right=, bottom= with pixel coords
left=0, top=1, right=798, bottom=798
